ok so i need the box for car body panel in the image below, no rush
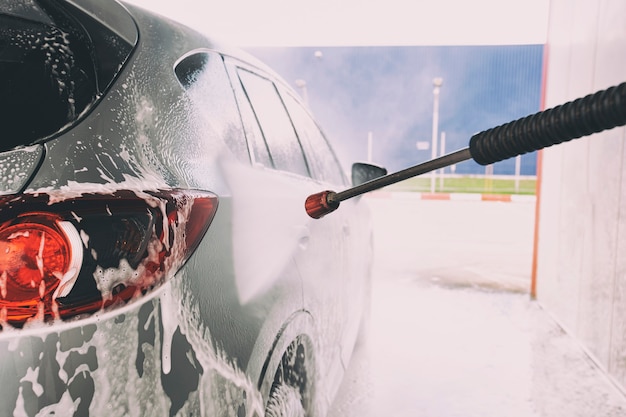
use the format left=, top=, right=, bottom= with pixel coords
left=0, top=1, right=374, bottom=415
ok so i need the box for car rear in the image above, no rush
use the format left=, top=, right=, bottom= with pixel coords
left=0, top=1, right=264, bottom=416
left=0, top=1, right=374, bottom=416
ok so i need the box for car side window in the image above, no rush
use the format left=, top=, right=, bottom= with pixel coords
left=281, top=92, right=346, bottom=186
left=174, top=51, right=250, bottom=163
left=224, top=64, right=273, bottom=167
left=236, top=68, right=310, bottom=177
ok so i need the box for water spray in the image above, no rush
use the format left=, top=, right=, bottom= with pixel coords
left=305, top=82, right=626, bottom=219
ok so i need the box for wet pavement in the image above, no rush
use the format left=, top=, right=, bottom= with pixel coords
left=328, top=195, right=626, bottom=417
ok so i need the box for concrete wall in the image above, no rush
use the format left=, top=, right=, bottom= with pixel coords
left=535, top=0, right=626, bottom=389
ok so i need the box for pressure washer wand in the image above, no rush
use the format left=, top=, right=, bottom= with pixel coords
left=305, top=81, right=626, bottom=219
left=305, top=148, right=472, bottom=218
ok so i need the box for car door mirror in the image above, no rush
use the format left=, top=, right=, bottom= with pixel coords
left=351, top=162, right=387, bottom=186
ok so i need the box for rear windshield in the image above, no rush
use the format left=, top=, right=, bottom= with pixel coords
left=0, top=0, right=138, bottom=152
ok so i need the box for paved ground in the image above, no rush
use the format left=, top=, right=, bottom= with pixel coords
left=328, top=194, right=626, bottom=417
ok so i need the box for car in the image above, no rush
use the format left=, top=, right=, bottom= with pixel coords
left=0, top=1, right=385, bottom=416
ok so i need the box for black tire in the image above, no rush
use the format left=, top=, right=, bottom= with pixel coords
left=265, top=384, right=305, bottom=417
left=265, top=335, right=315, bottom=417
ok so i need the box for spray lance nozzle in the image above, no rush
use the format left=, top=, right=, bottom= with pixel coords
left=305, top=191, right=339, bottom=219
left=305, top=81, right=626, bottom=219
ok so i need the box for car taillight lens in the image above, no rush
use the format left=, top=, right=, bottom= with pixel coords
left=0, top=189, right=218, bottom=329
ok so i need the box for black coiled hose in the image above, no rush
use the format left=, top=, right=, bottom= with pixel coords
left=469, top=82, right=626, bottom=165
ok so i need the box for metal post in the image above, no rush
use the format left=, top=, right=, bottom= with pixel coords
left=295, top=79, right=309, bottom=107
left=430, top=77, right=443, bottom=193
left=514, top=154, right=521, bottom=193
left=485, top=164, right=493, bottom=192
left=439, top=131, right=446, bottom=191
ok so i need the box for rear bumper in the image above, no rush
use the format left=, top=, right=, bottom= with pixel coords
left=0, top=278, right=263, bottom=417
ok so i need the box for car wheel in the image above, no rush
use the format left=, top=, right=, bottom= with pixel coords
left=265, top=384, right=305, bottom=417
left=265, top=335, right=315, bottom=417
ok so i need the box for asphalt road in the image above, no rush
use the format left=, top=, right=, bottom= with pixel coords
left=328, top=195, right=626, bottom=417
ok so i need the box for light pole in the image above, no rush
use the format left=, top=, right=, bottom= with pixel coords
left=514, top=154, right=521, bottom=193
left=430, top=77, right=443, bottom=193
left=439, top=131, right=446, bottom=190
left=295, top=79, right=309, bottom=107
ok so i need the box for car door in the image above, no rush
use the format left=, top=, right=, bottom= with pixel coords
left=278, top=88, right=370, bottom=369
left=223, top=58, right=350, bottom=393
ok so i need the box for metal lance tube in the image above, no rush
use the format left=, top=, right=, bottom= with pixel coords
left=305, top=82, right=626, bottom=219
left=305, top=148, right=471, bottom=219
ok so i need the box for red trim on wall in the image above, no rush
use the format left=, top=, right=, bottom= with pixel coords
left=421, top=193, right=451, bottom=200
left=531, top=43, right=550, bottom=299
left=481, top=194, right=512, bottom=202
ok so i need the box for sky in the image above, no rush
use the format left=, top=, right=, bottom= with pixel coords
left=124, top=0, right=550, bottom=47
left=248, top=45, right=544, bottom=175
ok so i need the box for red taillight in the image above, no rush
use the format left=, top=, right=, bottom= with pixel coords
left=0, top=215, right=77, bottom=323
left=0, top=189, right=218, bottom=329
